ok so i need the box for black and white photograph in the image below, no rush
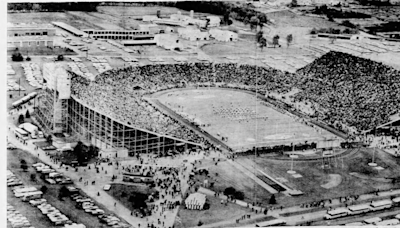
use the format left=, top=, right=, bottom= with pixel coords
left=4, top=0, right=400, bottom=227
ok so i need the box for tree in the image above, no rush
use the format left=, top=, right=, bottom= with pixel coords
left=12, top=50, right=24, bottom=62
left=259, top=37, right=267, bottom=50
left=20, top=159, right=28, bottom=171
left=40, top=185, right=48, bottom=194
left=272, top=35, right=280, bottom=48
left=258, top=14, right=268, bottom=28
left=249, top=16, right=260, bottom=31
left=291, top=0, right=298, bottom=7
left=269, top=194, right=277, bottom=204
left=234, top=191, right=245, bottom=200
left=18, top=114, right=25, bottom=124
left=224, top=187, right=236, bottom=196
left=59, top=186, right=69, bottom=199
left=256, top=30, right=264, bottom=43
left=25, top=110, right=30, bottom=118
left=223, top=12, right=230, bottom=25
left=46, top=135, right=52, bottom=145
left=30, top=173, right=36, bottom=181
left=32, top=3, right=41, bottom=11
left=286, top=34, right=293, bottom=47
left=74, top=141, right=88, bottom=164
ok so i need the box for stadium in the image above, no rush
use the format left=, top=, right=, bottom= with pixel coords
left=34, top=51, right=400, bottom=157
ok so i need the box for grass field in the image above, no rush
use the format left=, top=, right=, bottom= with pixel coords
left=237, top=148, right=400, bottom=206
left=157, top=88, right=335, bottom=151
left=7, top=149, right=112, bottom=228
left=7, top=12, right=102, bottom=30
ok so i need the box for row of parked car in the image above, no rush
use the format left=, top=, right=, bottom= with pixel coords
left=32, top=162, right=73, bottom=184
left=8, top=170, right=86, bottom=228
left=69, top=191, right=131, bottom=228
left=7, top=170, right=23, bottom=187
left=7, top=203, right=34, bottom=228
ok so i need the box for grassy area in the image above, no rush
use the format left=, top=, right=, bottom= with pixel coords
left=7, top=148, right=113, bottom=228
left=191, top=158, right=273, bottom=205
left=175, top=195, right=253, bottom=228
left=242, top=148, right=400, bottom=207
left=107, top=183, right=158, bottom=215
left=7, top=12, right=101, bottom=30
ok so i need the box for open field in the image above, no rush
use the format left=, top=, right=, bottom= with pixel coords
left=237, top=148, right=400, bottom=206
left=7, top=12, right=102, bottom=30
left=157, top=88, right=335, bottom=151
left=7, top=148, right=110, bottom=228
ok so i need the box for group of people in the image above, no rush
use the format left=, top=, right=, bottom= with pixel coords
left=295, top=51, right=400, bottom=134
left=70, top=54, right=399, bottom=147
left=70, top=62, right=299, bottom=147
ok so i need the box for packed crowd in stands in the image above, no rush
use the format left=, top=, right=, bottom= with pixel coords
left=295, top=51, right=400, bottom=133
left=70, top=63, right=297, bottom=144
left=70, top=53, right=400, bottom=144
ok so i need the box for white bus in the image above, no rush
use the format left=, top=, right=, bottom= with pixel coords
left=324, top=208, right=350, bottom=220
left=13, top=187, right=37, bottom=195
left=14, top=128, right=29, bottom=140
left=347, top=204, right=371, bottom=215
left=363, top=217, right=382, bottom=224
left=345, top=222, right=364, bottom=226
left=255, top=219, right=286, bottom=227
left=22, top=191, right=43, bottom=201
left=370, top=199, right=392, bottom=211
left=392, top=197, right=400, bottom=206
left=375, top=219, right=400, bottom=226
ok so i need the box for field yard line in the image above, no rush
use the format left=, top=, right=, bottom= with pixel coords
left=226, top=160, right=278, bottom=194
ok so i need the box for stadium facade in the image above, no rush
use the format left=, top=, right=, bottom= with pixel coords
left=34, top=63, right=201, bottom=156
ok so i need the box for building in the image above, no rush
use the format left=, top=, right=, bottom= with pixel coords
left=185, top=193, right=206, bottom=210
left=82, top=29, right=154, bottom=40
left=206, top=16, right=221, bottom=27
left=209, top=29, right=238, bottom=42
left=177, top=28, right=210, bottom=41
left=34, top=68, right=202, bottom=156
left=35, top=63, right=71, bottom=133
left=7, top=24, right=56, bottom=48
left=154, top=34, right=183, bottom=50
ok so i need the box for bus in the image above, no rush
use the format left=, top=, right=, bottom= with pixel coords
left=363, top=217, right=382, bottom=224
left=347, top=204, right=371, bottom=215
left=345, top=222, right=364, bottom=226
left=22, top=191, right=43, bottom=201
left=255, top=219, right=286, bottom=227
left=14, top=128, right=29, bottom=140
left=370, top=199, right=392, bottom=211
left=324, top=208, right=350, bottom=220
left=392, top=197, right=400, bottom=206
left=375, top=219, right=400, bottom=226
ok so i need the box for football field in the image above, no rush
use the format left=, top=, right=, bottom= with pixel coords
left=157, top=88, right=336, bottom=151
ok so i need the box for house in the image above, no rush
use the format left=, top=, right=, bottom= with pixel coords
left=209, top=29, right=238, bottom=42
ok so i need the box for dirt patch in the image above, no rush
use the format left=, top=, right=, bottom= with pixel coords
left=321, top=174, right=342, bottom=189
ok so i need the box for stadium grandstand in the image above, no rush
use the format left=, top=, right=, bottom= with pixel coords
left=34, top=51, right=400, bottom=156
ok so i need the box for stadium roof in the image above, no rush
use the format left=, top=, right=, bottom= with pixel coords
left=52, top=22, right=87, bottom=37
